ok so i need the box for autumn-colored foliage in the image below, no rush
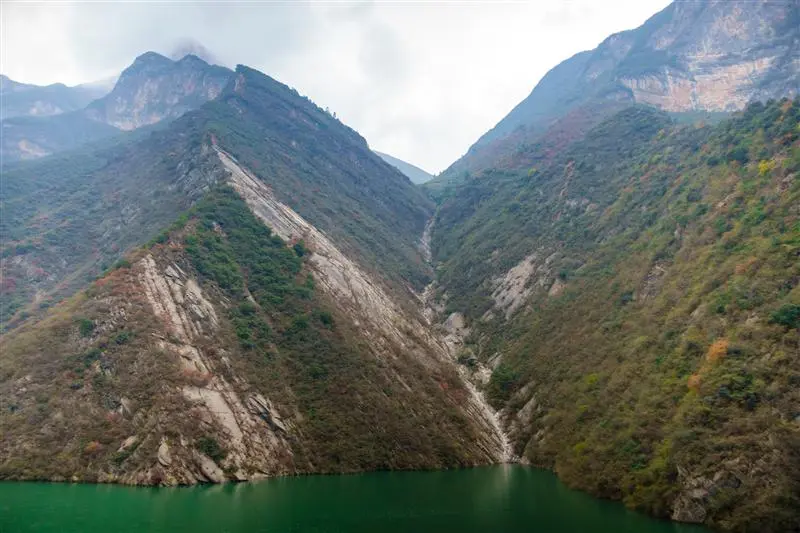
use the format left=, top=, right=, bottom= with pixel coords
left=757, top=159, right=776, bottom=176
left=83, top=441, right=104, bottom=455
left=706, top=339, right=728, bottom=363
left=734, top=257, right=757, bottom=274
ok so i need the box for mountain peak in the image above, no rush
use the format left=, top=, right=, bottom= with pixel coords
left=443, top=0, right=799, bottom=179
left=130, top=51, right=173, bottom=68
left=84, top=52, right=232, bottom=131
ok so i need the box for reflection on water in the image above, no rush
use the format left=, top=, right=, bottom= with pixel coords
left=1, top=465, right=707, bottom=533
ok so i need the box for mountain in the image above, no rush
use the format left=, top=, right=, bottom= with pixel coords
left=84, top=52, right=231, bottom=130
left=440, top=0, right=799, bottom=180
left=374, top=151, right=434, bottom=184
left=1, top=63, right=433, bottom=328
left=418, top=2, right=800, bottom=530
left=0, top=63, right=507, bottom=485
left=430, top=98, right=800, bottom=531
left=2, top=2, right=799, bottom=530
left=0, top=74, right=108, bottom=119
left=0, top=52, right=231, bottom=162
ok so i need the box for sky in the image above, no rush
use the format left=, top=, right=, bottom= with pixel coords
left=1, top=0, right=671, bottom=173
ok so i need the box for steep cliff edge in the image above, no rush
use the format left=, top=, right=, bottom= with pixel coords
left=440, top=0, right=799, bottom=180
left=0, top=52, right=231, bottom=162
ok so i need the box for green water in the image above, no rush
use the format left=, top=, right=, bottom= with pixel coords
left=1, top=465, right=706, bottom=533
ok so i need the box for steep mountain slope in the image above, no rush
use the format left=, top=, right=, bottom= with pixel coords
left=0, top=75, right=107, bottom=119
left=0, top=61, right=507, bottom=484
left=0, top=186, right=501, bottom=484
left=429, top=99, right=800, bottom=531
left=375, top=151, right=434, bottom=184
left=84, top=52, right=231, bottom=130
left=0, top=53, right=231, bottom=162
left=1, top=65, right=432, bottom=329
left=441, top=0, right=799, bottom=180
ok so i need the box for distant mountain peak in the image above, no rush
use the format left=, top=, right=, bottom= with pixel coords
left=86, top=51, right=232, bottom=131
left=130, top=51, right=173, bottom=67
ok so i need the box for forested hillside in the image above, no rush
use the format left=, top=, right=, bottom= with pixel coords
left=0, top=187, right=495, bottom=484
left=1, top=65, right=432, bottom=330
left=430, top=99, right=800, bottom=531
left=0, top=61, right=506, bottom=486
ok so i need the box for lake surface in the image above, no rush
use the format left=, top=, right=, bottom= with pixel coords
left=1, top=465, right=706, bottom=533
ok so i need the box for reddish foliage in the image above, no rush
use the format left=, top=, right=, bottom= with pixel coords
left=83, top=441, right=104, bottom=455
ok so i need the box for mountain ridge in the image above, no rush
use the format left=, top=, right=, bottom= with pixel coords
left=0, top=74, right=108, bottom=119
left=440, top=0, right=799, bottom=181
left=0, top=52, right=232, bottom=162
left=374, top=151, right=434, bottom=184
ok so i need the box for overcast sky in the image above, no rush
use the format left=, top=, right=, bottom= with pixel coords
left=2, top=0, right=670, bottom=173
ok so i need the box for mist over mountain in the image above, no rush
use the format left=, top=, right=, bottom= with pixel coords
left=169, top=39, right=221, bottom=66
left=0, top=74, right=108, bottom=119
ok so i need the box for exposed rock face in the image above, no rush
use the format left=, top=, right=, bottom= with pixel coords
left=1, top=52, right=232, bottom=162
left=444, top=0, right=799, bottom=178
left=218, top=147, right=509, bottom=463
left=489, top=251, right=561, bottom=317
left=220, top=148, right=430, bottom=353
left=491, top=254, right=538, bottom=318
left=85, top=52, right=231, bottom=130
left=136, top=252, right=293, bottom=483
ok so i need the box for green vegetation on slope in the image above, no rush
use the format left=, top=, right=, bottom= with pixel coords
left=195, top=65, right=434, bottom=290
left=432, top=100, right=800, bottom=531
left=1, top=64, right=433, bottom=331
left=0, top=186, right=488, bottom=482
left=184, top=187, right=483, bottom=471
left=0, top=120, right=220, bottom=330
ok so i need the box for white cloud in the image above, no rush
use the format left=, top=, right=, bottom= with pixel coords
left=1, top=0, right=670, bottom=173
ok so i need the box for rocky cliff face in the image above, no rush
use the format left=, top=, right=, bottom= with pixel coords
left=612, top=0, right=798, bottom=112
left=0, top=52, right=232, bottom=162
left=85, top=52, right=231, bottom=130
left=443, top=0, right=799, bottom=179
